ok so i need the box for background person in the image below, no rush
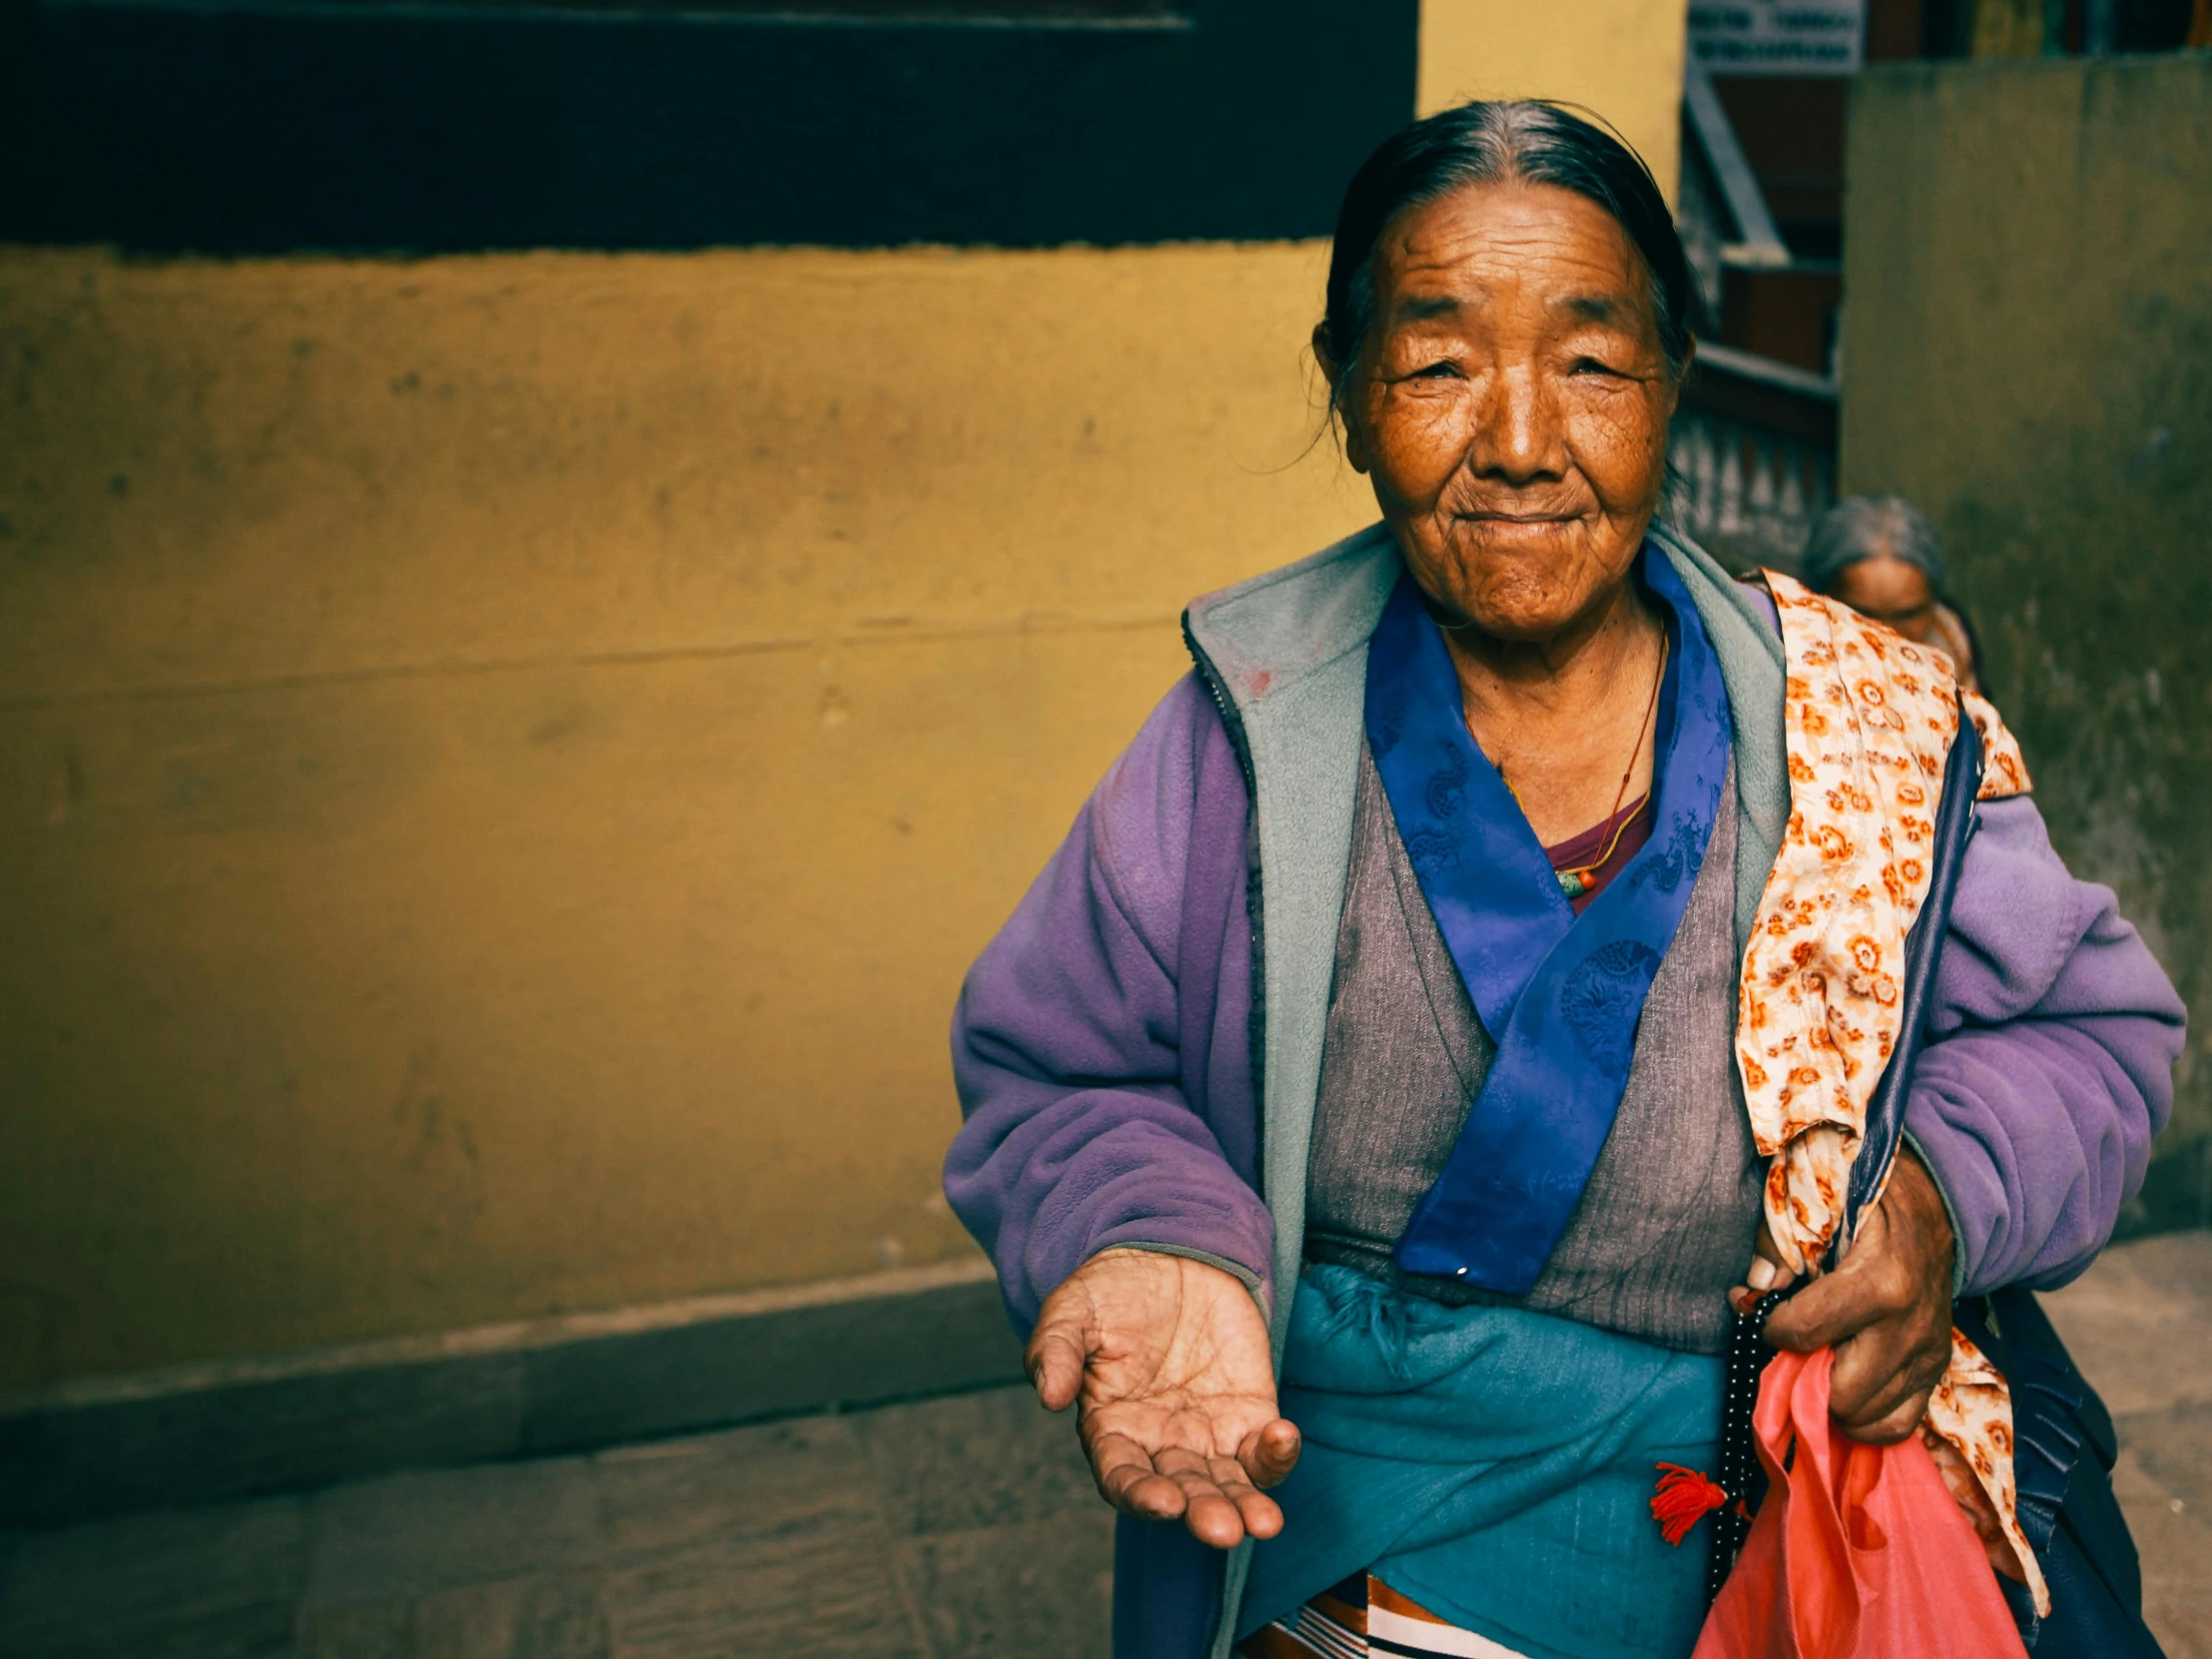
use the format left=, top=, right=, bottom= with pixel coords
left=1801, top=493, right=1985, bottom=691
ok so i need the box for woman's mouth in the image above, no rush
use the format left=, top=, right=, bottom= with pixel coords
left=1459, top=510, right=1582, bottom=540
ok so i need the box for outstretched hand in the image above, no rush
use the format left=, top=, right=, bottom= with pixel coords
left=1731, top=1147, right=1958, bottom=1444
left=1027, top=1248, right=1302, bottom=1548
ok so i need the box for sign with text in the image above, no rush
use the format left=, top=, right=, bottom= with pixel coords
left=1690, top=2, right=1866, bottom=75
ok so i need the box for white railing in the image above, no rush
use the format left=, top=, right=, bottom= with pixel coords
left=1665, top=409, right=1836, bottom=572
left=1662, top=342, right=1838, bottom=575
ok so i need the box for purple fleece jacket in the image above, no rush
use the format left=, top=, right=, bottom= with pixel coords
left=946, top=672, right=2185, bottom=1659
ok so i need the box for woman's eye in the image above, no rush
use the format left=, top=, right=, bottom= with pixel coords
left=1569, top=355, right=1628, bottom=378
left=1409, top=361, right=1461, bottom=380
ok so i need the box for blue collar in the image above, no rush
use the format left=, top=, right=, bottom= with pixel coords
left=1365, top=545, right=1734, bottom=1294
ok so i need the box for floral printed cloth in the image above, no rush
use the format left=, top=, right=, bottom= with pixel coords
left=1739, top=571, right=2045, bottom=1612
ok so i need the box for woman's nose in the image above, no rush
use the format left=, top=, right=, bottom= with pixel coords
left=1469, top=364, right=1563, bottom=482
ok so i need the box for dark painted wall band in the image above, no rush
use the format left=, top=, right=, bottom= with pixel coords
left=4, top=0, right=1417, bottom=253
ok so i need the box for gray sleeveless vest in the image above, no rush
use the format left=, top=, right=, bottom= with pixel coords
left=1304, top=743, right=1765, bottom=1357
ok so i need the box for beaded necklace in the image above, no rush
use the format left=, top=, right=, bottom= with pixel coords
left=1553, top=632, right=1667, bottom=899
left=1492, top=630, right=1668, bottom=901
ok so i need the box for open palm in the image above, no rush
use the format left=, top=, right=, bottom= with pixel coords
left=1027, top=1249, right=1302, bottom=1547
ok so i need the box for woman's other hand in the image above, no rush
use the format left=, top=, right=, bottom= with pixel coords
left=1026, top=1248, right=1302, bottom=1548
left=1754, top=1148, right=1958, bottom=1443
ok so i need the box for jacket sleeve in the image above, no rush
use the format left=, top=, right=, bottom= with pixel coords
left=943, top=675, right=1276, bottom=1336
left=1905, top=794, right=2186, bottom=1295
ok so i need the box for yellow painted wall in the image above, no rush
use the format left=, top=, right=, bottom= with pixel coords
left=1418, top=0, right=1689, bottom=202
left=0, top=244, right=1372, bottom=1386
left=2, top=6, right=1691, bottom=1390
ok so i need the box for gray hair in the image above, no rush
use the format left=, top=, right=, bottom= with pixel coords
left=1800, top=495, right=1947, bottom=596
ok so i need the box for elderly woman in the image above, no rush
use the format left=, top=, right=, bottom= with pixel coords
left=946, top=103, right=2182, bottom=1659
left=1802, top=495, right=1984, bottom=692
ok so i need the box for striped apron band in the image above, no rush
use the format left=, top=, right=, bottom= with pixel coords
left=1239, top=1574, right=1531, bottom=1659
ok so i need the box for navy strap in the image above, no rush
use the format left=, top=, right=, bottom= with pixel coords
left=1843, top=701, right=1984, bottom=1247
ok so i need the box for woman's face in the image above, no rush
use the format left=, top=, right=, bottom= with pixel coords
left=1332, top=182, right=1682, bottom=642
left=1831, top=551, right=1938, bottom=642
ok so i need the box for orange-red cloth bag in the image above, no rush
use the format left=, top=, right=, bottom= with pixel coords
left=1693, top=1348, right=2027, bottom=1659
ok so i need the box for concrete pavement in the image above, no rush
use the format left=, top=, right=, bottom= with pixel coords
left=3, top=1231, right=2205, bottom=1658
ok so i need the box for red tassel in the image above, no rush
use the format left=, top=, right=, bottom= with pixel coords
left=1651, top=1462, right=1731, bottom=1546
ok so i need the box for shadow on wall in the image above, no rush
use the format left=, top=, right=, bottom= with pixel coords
left=1841, top=52, right=2212, bottom=1235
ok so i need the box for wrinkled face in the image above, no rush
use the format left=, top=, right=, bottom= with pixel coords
left=1332, top=182, right=1681, bottom=642
left=1831, top=551, right=1938, bottom=642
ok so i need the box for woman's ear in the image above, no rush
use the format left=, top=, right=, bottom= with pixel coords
left=1312, top=323, right=1373, bottom=475
left=1343, top=418, right=1372, bottom=475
